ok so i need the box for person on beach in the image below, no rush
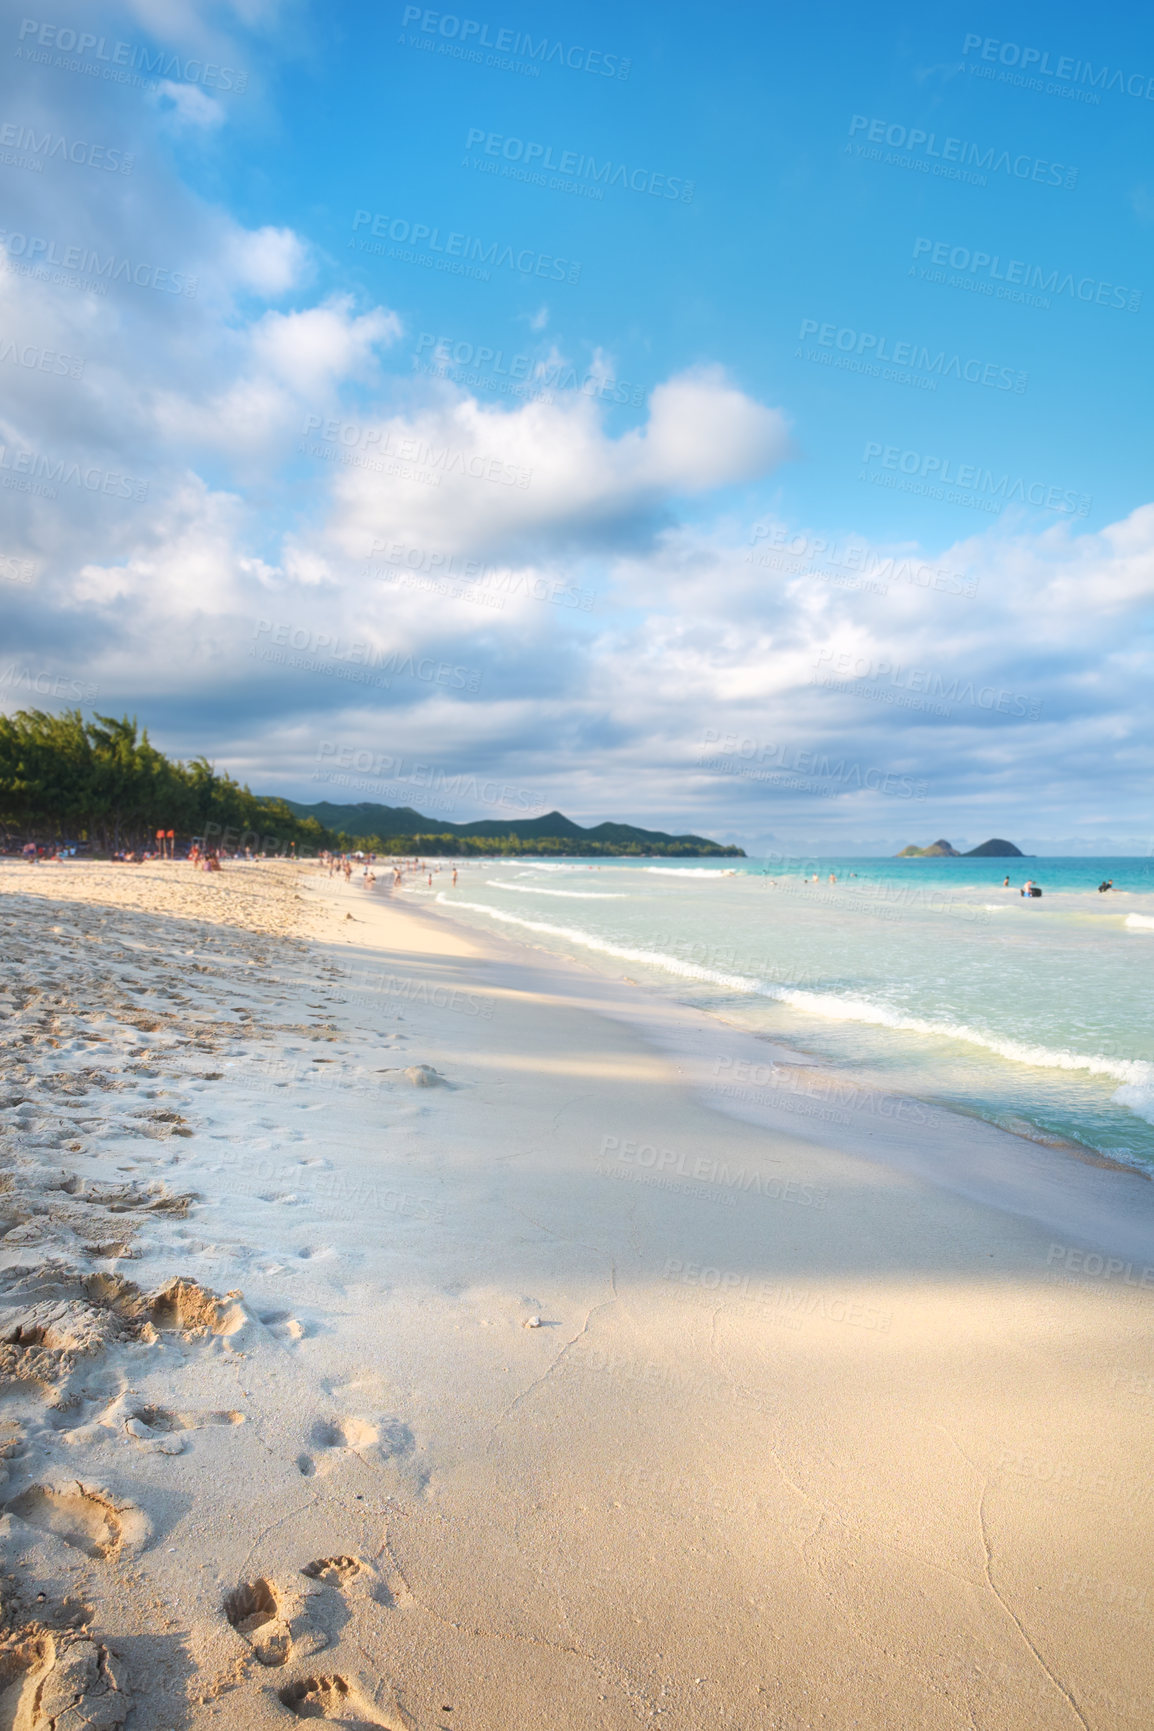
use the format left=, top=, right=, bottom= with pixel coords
left=1098, top=879, right=1114, bottom=893
left=1003, top=876, right=1010, bottom=888
left=1021, top=880, right=1033, bottom=896
left=452, top=868, right=458, bottom=886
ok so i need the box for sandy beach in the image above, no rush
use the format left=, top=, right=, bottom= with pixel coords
left=2, top=857, right=1153, bottom=1730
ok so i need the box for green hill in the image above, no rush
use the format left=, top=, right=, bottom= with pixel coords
left=0, top=710, right=743, bottom=858
left=281, top=799, right=743, bottom=857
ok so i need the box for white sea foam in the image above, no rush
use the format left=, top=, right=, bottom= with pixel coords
left=442, top=895, right=1154, bottom=1129
left=773, top=987, right=1154, bottom=1125
left=487, top=882, right=626, bottom=900
left=439, top=896, right=771, bottom=993
left=1125, top=913, right=1154, bottom=931
left=642, top=867, right=739, bottom=877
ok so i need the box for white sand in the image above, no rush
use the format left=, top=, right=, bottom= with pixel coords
left=1, top=856, right=1152, bottom=1728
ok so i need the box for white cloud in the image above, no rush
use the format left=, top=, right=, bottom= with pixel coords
left=2, top=29, right=1150, bottom=844
left=319, top=368, right=793, bottom=561
left=624, top=367, right=793, bottom=490
left=225, top=224, right=309, bottom=296
left=250, top=297, right=401, bottom=394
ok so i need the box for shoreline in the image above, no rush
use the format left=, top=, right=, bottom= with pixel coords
left=2, top=857, right=1154, bottom=1726
left=404, top=875, right=1154, bottom=1262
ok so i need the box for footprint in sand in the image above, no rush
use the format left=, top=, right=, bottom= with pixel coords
left=224, top=1578, right=293, bottom=1667
left=5, top=1484, right=127, bottom=1559
left=124, top=1405, right=244, bottom=1452
left=302, top=1557, right=362, bottom=1585
left=278, top=1674, right=399, bottom=1726
left=0, top=1631, right=130, bottom=1729
left=311, top=1417, right=378, bottom=1452
left=296, top=1416, right=380, bottom=1479
left=260, top=1310, right=309, bottom=1342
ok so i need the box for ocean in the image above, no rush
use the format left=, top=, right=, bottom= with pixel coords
left=412, top=854, right=1154, bottom=1170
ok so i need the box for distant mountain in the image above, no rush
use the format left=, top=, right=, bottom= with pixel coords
left=963, top=839, right=1025, bottom=857
left=279, top=798, right=744, bottom=856
left=895, top=838, right=960, bottom=857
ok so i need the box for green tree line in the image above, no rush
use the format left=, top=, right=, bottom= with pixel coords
left=0, top=711, right=742, bottom=857
left=0, top=710, right=327, bottom=855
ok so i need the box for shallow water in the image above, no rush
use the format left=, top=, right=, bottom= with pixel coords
left=417, top=855, right=1154, bottom=1170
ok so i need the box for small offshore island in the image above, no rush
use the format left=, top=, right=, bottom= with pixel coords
left=895, top=837, right=1027, bottom=858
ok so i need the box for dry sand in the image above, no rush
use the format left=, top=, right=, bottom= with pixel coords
left=1, top=856, right=1152, bottom=1729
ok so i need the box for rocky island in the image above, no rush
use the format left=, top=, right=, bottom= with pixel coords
left=895, top=838, right=1026, bottom=857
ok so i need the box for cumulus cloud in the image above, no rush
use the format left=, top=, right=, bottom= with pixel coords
left=623, top=368, right=792, bottom=491
left=225, top=224, right=309, bottom=296
left=250, top=297, right=401, bottom=393
left=1, top=15, right=1150, bottom=846
left=316, top=368, right=793, bottom=564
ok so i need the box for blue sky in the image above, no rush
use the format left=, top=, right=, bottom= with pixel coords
left=1, top=0, right=1152, bottom=851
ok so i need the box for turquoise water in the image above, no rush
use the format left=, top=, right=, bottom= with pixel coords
left=414, top=856, right=1154, bottom=1169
